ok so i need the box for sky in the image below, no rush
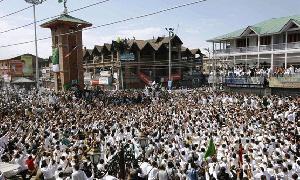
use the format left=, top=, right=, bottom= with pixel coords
left=0, top=0, right=300, bottom=59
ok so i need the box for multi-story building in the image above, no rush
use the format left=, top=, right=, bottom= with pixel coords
left=0, top=54, right=49, bottom=85
left=207, top=15, right=300, bottom=95
left=83, top=35, right=203, bottom=89
left=208, top=15, right=300, bottom=70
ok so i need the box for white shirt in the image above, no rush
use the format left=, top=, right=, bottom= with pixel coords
left=148, top=167, right=159, bottom=180
left=71, top=170, right=88, bottom=180
left=102, top=175, right=118, bottom=180
left=41, top=165, right=56, bottom=180
left=158, top=170, right=168, bottom=180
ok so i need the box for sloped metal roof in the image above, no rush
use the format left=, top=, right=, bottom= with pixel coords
left=208, top=15, right=300, bottom=42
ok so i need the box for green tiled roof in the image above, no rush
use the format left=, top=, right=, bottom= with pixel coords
left=41, top=14, right=92, bottom=28
left=208, top=15, right=300, bottom=42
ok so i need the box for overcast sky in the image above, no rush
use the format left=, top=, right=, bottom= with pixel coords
left=0, top=0, right=300, bottom=59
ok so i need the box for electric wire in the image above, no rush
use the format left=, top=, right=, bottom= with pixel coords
left=0, top=0, right=110, bottom=34
left=0, top=5, right=32, bottom=19
left=0, top=0, right=207, bottom=48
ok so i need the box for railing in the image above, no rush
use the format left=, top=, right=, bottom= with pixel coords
left=225, top=76, right=265, bottom=85
left=207, top=75, right=224, bottom=84
left=287, top=42, right=300, bottom=49
left=259, top=45, right=272, bottom=51
left=273, top=43, right=285, bottom=50
left=214, top=41, right=300, bottom=54
left=247, top=46, right=259, bottom=52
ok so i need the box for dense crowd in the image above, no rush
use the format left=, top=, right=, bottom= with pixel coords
left=212, top=65, right=300, bottom=78
left=0, top=86, right=299, bottom=180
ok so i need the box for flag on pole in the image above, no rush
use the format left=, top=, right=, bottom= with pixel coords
left=52, top=48, right=59, bottom=72
left=58, top=0, right=63, bottom=3
left=204, top=138, right=216, bottom=159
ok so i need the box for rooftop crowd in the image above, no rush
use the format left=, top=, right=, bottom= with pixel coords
left=0, top=86, right=299, bottom=180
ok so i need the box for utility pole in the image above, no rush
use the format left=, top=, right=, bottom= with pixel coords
left=212, top=43, right=216, bottom=91
left=165, top=28, right=174, bottom=89
left=205, top=47, right=215, bottom=91
left=25, top=0, right=45, bottom=90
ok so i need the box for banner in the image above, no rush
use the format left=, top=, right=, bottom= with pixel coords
left=120, top=53, right=135, bottom=61
left=52, top=48, right=59, bottom=72
left=99, top=77, right=112, bottom=85
left=21, top=55, right=33, bottom=76
left=10, top=60, right=23, bottom=76
left=269, top=77, right=300, bottom=88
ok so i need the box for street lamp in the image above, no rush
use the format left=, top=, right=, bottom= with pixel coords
left=25, top=0, right=45, bottom=90
left=165, top=28, right=174, bottom=90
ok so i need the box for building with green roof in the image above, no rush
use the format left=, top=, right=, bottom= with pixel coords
left=207, top=15, right=300, bottom=71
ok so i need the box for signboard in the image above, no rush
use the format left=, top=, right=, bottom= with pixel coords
left=120, top=53, right=135, bottom=61
left=21, top=55, right=33, bottom=76
left=99, top=77, right=112, bottom=85
left=10, top=60, right=24, bottom=76
left=269, top=77, right=300, bottom=88
left=168, top=80, right=172, bottom=89
left=100, top=71, right=111, bottom=77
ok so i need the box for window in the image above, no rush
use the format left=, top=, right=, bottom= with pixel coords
left=287, top=33, right=300, bottom=43
left=236, top=38, right=249, bottom=47
left=260, top=36, right=271, bottom=45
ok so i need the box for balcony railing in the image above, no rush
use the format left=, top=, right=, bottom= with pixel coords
left=287, top=41, right=300, bottom=49
left=214, top=41, right=300, bottom=54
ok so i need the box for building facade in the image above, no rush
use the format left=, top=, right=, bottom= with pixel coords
left=207, top=15, right=300, bottom=94
left=208, top=15, right=300, bottom=71
left=0, top=54, right=49, bottom=85
left=83, top=35, right=203, bottom=89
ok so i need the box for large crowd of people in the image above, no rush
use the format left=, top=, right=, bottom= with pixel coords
left=0, top=86, right=299, bottom=180
left=237, top=65, right=300, bottom=77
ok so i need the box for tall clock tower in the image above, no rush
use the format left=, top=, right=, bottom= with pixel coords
left=41, top=10, right=92, bottom=91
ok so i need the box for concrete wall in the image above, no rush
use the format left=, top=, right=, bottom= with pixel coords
left=271, top=88, right=300, bottom=97
left=224, top=86, right=270, bottom=96
left=224, top=86, right=300, bottom=97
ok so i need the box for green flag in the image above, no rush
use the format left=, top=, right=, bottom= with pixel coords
left=58, top=0, right=63, bottom=3
left=204, top=138, right=216, bottom=159
left=51, top=48, right=59, bottom=72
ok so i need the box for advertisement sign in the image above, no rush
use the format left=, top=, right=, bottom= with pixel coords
left=99, top=77, right=112, bottom=85
left=269, top=77, right=300, bottom=88
left=120, top=53, right=135, bottom=61
left=21, top=55, right=33, bottom=76
left=100, top=71, right=111, bottom=77
left=10, top=60, right=24, bottom=76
